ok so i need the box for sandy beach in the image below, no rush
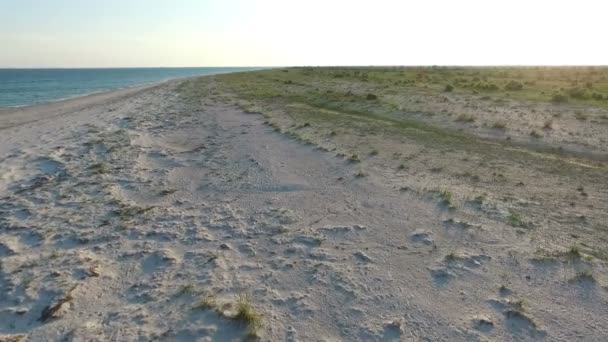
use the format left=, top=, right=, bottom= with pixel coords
left=1, top=70, right=607, bottom=341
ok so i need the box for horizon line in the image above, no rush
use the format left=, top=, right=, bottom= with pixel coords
left=1, top=65, right=608, bottom=69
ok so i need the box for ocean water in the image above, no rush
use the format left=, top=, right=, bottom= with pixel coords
left=0, top=67, right=261, bottom=108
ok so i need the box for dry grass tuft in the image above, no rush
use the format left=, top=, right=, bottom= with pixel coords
left=233, top=294, right=262, bottom=337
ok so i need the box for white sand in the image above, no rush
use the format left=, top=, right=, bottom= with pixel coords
left=0, top=78, right=606, bottom=341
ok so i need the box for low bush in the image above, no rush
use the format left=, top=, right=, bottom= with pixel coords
left=504, top=80, right=523, bottom=91
left=566, top=87, right=587, bottom=99
left=551, top=93, right=568, bottom=103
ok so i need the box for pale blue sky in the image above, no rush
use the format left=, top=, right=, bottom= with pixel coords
left=1, top=0, right=607, bottom=67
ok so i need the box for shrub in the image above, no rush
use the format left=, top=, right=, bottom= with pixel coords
left=455, top=114, right=475, bottom=123
left=504, top=80, right=523, bottom=91
left=444, top=84, right=454, bottom=92
left=475, top=83, right=499, bottom=91
left=233, top=294, right=262, bottom=337
left=566, top=87, right=587, bottom=99
left=366, top=93, right=378, bottom=100
left=551, top=93, right=568, bottom=103
left=492, top=121, right=507, bottom=129
left=439, top=189, right=453, bottom=206
left=574, top=111, right=588, bottom=121
left=591, top=93, right=604, bottom=101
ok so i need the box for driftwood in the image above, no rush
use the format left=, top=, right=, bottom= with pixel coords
left=38, top=284, right=79, bottom=323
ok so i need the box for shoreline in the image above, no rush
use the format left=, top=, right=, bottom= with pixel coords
left=0, top=81, right=168, bottom=130
left=0, top=80, right=170, bottom=111
left=0, top=68, right=268, bottom=131
left=0, top=67, right=268, bottom=112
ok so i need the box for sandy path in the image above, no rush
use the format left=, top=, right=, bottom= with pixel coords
left=1, top=79, right=606, bottom=341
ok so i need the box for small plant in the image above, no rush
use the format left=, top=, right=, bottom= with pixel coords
left=543, top=120, right=553, bottom=129
left=444, top=84, right=454, bottom=92
left=366, top=93, right=378, bottom=100
left=507, top=210, right=525, bottom=227
left=159, top=189, right=177, bottom=196
left=567, top=87, right=587, bottom=99
left=469, top=195, right=485, bottom=206
left=504, top=80, right=523, bottom=91
left=499, top=285, right=512, bottom=296
left=551, top=93, right=568, bottom=103
left=510, top=299, right=526, bottom=312
left=572, top=270, right=595, bottom=282
left=355, top=170, right=367, bottom=178
left=348, top=154, right=360, bottom=163
left=369, top=150, right=379, bottom=156
left=397, top=163, right=406, bottom=170
left=114, top=203, right=155, bottom=221
left=567, top=246, right=581, bottom=258
left=455, top=114, right=475, bottom=123
left=492, top=121, right=507, bottom=129
left=574, top=111, right=588, bottom=121
left=233, top=294, right=262, bottom=337
left=193, top=295, right=217, bottom=310
left=22, top=274, right=34, bottom=288
left=177, top=284, right=195, bottom=296
left=439, top=189, right=453, bottom=206
left=529, top=130, right=542, bottom=138
left=445, top=252, right=457, bottom=261
left=89, top=162, right=110, bottom=175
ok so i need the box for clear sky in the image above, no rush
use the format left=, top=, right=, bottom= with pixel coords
left=1, top=0, right=606, bottom=67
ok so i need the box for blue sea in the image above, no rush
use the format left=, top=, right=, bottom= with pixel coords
left=0, top=67, right=262, bottom=109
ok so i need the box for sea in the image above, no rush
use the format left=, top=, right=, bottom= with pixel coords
left=0, top=67, right=262, bottom=109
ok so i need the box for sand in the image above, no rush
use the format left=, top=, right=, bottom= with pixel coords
left=0, top=76, right=607, bottom=341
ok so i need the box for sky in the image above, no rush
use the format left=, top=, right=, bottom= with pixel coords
left=0, top=0, right=606, bottom=67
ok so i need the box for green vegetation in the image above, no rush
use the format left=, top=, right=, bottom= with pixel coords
left=191, top=293, right=262, bottom=337
left=567, top=246, right=582, bottom=258
left=530, top=130, right=543, bottom=138
left=445, top=252, right=457, bottom=261
left=176, top=284, right=196, bottom=296
left=455, top=114, right=475, bottom=123
left=504, top=80, right=523, bottom=91
left=193, top=295, right=217, bottom=310
left=113, top=202, right=155, bottom=221
left=177, top=67, right=608, bottom=181
left=355, top=169, right=367, bottom=178
left=438, top=189, right=454, bottom=207
left=571, top=270, right=595, bottom=283
left=348, top=154, right=361, bottom=163
left=507, top=210, right=526, bottom=227
left=233, top=294, right=262, bottom=337
left=574, top=110, right=588, bottom=121
left=551, top=93, right=568, bottom=103
left=89, top=162, right=110, bottom=175
left=492, top=121, right=507, bottom=129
